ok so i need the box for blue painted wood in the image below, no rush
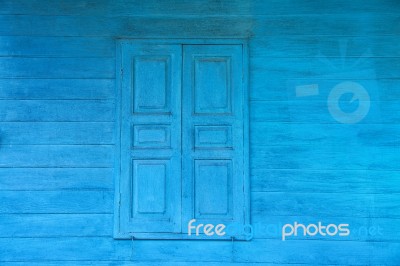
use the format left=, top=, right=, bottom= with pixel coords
left=252, top=192, right=400, bottom=218
left=251, top=123, right=400, bottom=147
left=250, top=36, right=400, bottom=58
left=0, top=122, right=114, bottom=144
left=0, top=100, right=114, bottom=121
left=182, top=44, right=249, bottom=239
left=115, top=41, right=249, bottom=240
left=0, top=237, right=399, bottom=264
left=0, top=263, right=280, bottom=266
left=250, top=101, right=400, bottom=124
left=1, top=0, right=399, bottom=16
left=0, top=15, right=253, bottom=37
left=117, top=42, right=182, bottom=237
left=250, top=145, right=399, bottom=170
left=0, top=0, right=399, bottom=264
left=0, top=145, right=113, bottom=167
left=0, top=191, right=113, bottom=213
left=0, top=36, right=114, bottom=57
left=0, top=214, right=113, bottom=237
left=251, top=169, right=400, bottom=193
left=0, top=79, right=114, bottom=99
left=0, top=168, right=113, bottom=190
left=0, top=58, right=114, bottom=78
left=251, top=79, right=400, bottom=101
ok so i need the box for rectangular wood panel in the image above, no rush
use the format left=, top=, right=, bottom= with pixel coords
left=194, top=159, right=233, bottom=219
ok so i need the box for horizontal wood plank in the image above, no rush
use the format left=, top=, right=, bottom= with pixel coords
left=0, top=122, right=114, bottom=144
left=254, top=15, right=400, bottom=36
left=0, top=78, right=114, bottom=99
left=1, top=0, right=398, bottom=16
left=250, top=79, right=400, bottom=102
left=0, top=214, right=112, bottom=237
left=0, top=237, right=230, bottom=261
left=0, top=263, right=275, bottom=266
left=0, top=0, right=252, bottom=16
left=0, top=168, right=113, bottom=190
left=0, top=15, right=253, bottom=37
left=0, top=237, right=398, bottom=264
left=0, top=145, right=114, bottom=167
left=0, top=191, right=113, bottom=213
left=251, top=169, right=400, bottom=193
left=1, top=14, right=397, bottom=38
left=250, top=100, right=400, bottom=124
left=250, top=123, right=400, bottom=147
left=251, top=192, right=400, bottom=218
left=0, top=57, right=114, bottom=78
left=250, top=36, right=400, bottom=58
left=251, top=57, right=400, bottom=79
left=250, top=145, right=399, bottom=170
left=0, top=36, right=114, bottom=57
left=234, top=239, right=400, bottom=264
left=0, top=100, right=114, bottom=121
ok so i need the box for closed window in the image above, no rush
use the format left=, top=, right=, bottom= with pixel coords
left=115, top=40, right=249, bottom=240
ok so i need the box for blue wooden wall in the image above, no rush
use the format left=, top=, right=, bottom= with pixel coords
left=0, top=0, right=399, bottom=264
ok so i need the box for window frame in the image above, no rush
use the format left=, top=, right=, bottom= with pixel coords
left=114, top=39, right=250, bottom=240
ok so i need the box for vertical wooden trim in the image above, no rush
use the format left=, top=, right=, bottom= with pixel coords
left=113, top=40, right=123, bottom=238
left=242, top=40, right=251, bottom=228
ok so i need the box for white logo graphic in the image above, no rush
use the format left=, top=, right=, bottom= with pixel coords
left=327, top=81, right=370, bottom=124
left=293, top=40, right=374, bottom=124
left=187, top=219, right=226, bottom=236
left=282, top=222, right=350, bottom=241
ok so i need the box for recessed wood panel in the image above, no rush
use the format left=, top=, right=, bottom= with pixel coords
left=193, top=57, right=232, bottom=114
left=195, top=125, right=232, bottom=148
left=133, top=56, right=170, bottom=113
left=194, top=159, right=232, bottom=219
left=132, top=160, right=168, bottom=217
left=132, top=125, right=171, bottom=148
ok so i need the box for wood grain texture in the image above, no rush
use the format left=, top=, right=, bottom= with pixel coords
left=0, top=237, right=399, bottom=264
left=0, top=145, right=114, bottom=167
left=0, top=57, right=114, bottom=78
left=253, top=15, right=400, bottom=36
left=251, top=169, right=400, bottom=193
left=251, top=79, right=400, bottom=101
left=250, top=101, right=400, bottom=124
left=234, top=240, right=400, bottom=265
left=0, top=263, right=284, bottom=266
left=0, top=214, right=113, bottom=237
left=0, top=122, right=114, bottom=144
left=0, top=36, right=115, bottom=57
left=0, top=263, right=288, bottom=266
left=0, top=79, right=114, bottom=99
left=0, top=191, right=113, bottom=213
left=0, top=15, right=253, bottom=37
left=1, top=0, right=399, bottom=16
left=251, top=192, right=400, bottom=218
left=250, top=123, right=400, bottom=147
left=0, top=14, right=397, bottom=38
left=251, top=57, right=400, bottom=79
left=0, top=100, right=114, bottom=121
left=250, top=145, right=399, bottom=170
left=0, top=168, right=113, bottom=190
left=0, top=0, right=399, bottom=264
left=250, top=36, right=400, bottom=58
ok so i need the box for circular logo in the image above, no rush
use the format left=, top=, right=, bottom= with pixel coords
left=327, top=81, right=370, bottom=124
